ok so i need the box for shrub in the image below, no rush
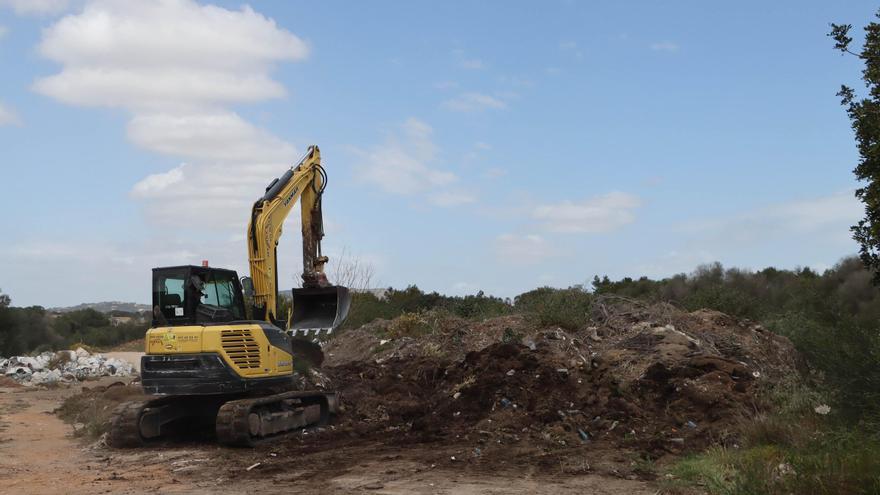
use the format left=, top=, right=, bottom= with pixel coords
left=514, top=286, right=593, bottom=330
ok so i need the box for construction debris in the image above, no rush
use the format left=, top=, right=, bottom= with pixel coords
left=0, top=347, right=135, bottom=386
left=305, top=300, right=802, bottom=464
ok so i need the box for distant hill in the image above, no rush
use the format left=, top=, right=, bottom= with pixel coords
left=49, top=301, right=151, bottom=314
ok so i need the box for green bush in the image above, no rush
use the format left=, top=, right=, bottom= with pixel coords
left=514, top=286, right=593, bottom=330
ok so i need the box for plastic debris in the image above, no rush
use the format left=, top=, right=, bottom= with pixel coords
left=577, top=428, right=590, bottom=442
left=0, top=347, right=135, bottom=386
left=814, top=404, right=831, bottom=415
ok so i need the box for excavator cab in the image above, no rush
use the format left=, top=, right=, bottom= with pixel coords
left=152, top=266, right=246, bottom=326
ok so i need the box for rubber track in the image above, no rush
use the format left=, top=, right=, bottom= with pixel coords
left=107, top=399, right=150, bottom=448
left=106, top=396, right=177, bottom=448
left=215, top=391, right=329, bottom=447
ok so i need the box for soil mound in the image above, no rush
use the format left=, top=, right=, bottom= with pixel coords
left=311, top=300, right=800, bottom=465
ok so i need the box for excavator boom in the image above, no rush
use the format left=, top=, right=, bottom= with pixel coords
left=246, top=145, right=351, bottom=337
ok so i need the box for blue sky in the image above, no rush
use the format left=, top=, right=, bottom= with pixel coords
left=0, top=0, right=872, bottom=307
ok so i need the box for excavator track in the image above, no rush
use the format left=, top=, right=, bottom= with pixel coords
left=215, top=390, right=332, bottom=447
left=107, top=396, right=180, bottom=448
left=107, top=399, right=150, bottom=448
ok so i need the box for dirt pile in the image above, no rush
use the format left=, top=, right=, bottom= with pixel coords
left=309, top=300, right=800, bottom=465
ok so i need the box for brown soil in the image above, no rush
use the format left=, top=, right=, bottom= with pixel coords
left=316, top=301, right=799, bottom=467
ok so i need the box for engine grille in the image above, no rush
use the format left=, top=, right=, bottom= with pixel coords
left=221, top=329, right=261, bottom=370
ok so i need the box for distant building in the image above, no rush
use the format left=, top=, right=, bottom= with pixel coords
left=354, top=288, right=389, bottom=300
left=110, top=316, right=133, bottom=326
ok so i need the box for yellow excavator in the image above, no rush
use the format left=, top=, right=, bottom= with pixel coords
left=108, top=145, right=350, bottom=447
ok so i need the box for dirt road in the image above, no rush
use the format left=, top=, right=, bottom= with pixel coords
left=0, top=380, right=658, bottom=495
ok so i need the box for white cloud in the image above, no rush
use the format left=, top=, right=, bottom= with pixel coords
left=126, top=111, right=295, bottom=163
left=682, top=191, right=860, bottom=243
left=0, top=101, right=20, bottom=126
left=460, top=58, right=484, bottom=70
left=131, top=164, right=186, bottom=198
left=0, top=0, right=70, bottom=15
left=650, top=41, right=679, bottom=52
left=354, top=118, right=457, bottom=196
left=485, top=167, right=507, bottom=179
left=474, top=141, right=492, bottom=150
left=34, top=0, right=307, bottom=229
left=34, top=0, right=307, bottom=109
left=558, top=40, right=583, bottom=59
left=443, top=92, right=507, bottom=112
left=533, top=192, right=641, bottom=233
left=0, top=25, right=7, bottom=39
left=451, top=48, right=484, bottom=70
left=495, top=234, right=556, bottom=265
left=433, top=81, right=459, bottom=90
left=428, top=191, right=476, bottom=207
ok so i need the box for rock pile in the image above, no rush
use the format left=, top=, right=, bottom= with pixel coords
left=0, top=347, right=135, bottom=386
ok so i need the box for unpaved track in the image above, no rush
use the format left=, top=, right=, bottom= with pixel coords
left=0, top=381, right=658, bottom=494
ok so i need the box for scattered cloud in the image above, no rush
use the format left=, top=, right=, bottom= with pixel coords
left=450, top=281, right=479, bottom=294
left=442, top=92, right=507, bottom=112
left=34, top=1, right=307, bottom=108
left=34, top=0, right=307, bottom=228
left=635, top=250, right=717, bottom=279
left=460, top=58, right=484, bottom=70
left=452, top=48, right=485, bottom=70
left=533, top=192, right=641, bottom=233
left=0, top=101, right=20, bottom=126
left=485, top=167, right=507, bottom=179
left=131, top=164, right=186, bottom=198
left=354, top=118, right=457, bottom=196
left=495, top=234, right=556, bottom=265
left=558, top=40, right=583, bottom=59
left=681, top=191, right=860, bottom=244
left=428, top=191, right=476, bottom=207
left=649, top=41, right=679, bottom=52
left=0, top=0, right=70, bottom=16
left=499, top=75, right=535, bottom=88
left=126, top=111, right=295, bottom=163
left=474, top=141, right=492, bottom=150
left=433, top=81, right=459, bottom=90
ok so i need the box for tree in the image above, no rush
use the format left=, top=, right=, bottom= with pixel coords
left=830, top=15, right=880, bottom=283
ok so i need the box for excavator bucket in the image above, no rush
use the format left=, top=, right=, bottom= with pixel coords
left=290, top=286, right=351, bottom=335
left=288, top=286, right=351, bottom=368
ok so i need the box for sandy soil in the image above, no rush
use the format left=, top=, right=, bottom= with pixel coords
left=0, top=380, right=658, bottom=495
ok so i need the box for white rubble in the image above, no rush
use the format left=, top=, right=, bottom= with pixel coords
left=0, top=347, right=135, bottom=386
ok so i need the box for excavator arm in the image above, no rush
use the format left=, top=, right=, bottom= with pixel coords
left=246, top=145, right=350, bottom=336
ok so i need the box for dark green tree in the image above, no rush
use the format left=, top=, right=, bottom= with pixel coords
left=830, top=16, right=880, bottom=283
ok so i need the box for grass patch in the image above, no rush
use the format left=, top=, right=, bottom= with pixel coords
left=664, top=425, right=880, bottom=495
left=56, top=383, right=144, bottom=439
